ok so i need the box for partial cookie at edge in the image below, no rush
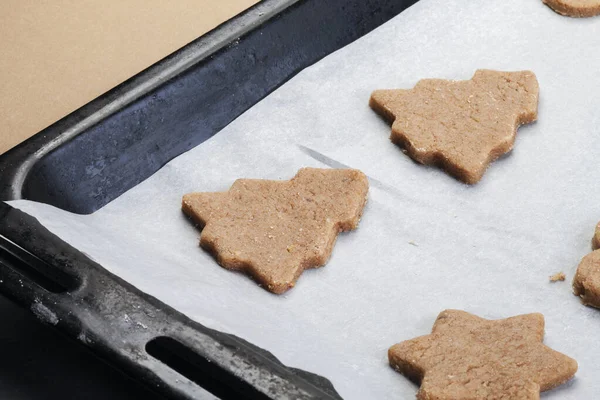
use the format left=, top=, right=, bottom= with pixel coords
left=592, top=221, right=600, bottom=250
left=573, top=249, right=600, bottom=308
left=543, top=0, right=600, bottom=17
left=573, top=222, right=600, bottom=308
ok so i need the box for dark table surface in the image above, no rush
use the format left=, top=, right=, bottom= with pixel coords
left=0, top=294, right=165, bottom=400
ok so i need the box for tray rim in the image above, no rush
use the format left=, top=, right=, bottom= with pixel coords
left=0, top=0, right=297, bottom=202
left=0, top=201, right=340, bottom=400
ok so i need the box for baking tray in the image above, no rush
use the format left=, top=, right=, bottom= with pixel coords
left=0, top=0, right=419, bottom=398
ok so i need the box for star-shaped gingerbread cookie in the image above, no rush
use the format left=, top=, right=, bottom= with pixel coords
left=389, top=310, right=577, bottom=399
left=182, top=168, right=369, bottom=294
left=370, top=70, right=539, bottom=184
left=543, top=0, right=600, bottom=17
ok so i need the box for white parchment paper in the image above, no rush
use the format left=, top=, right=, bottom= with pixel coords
left=8, top=0, right=600, bottom=398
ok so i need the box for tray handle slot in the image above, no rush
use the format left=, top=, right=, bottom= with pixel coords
left=146, top=336, right=270, bottom=400
left=0, top=236, right=79, bottom=293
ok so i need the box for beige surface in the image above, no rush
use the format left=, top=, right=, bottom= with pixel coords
left=0, top=0, right=259, bottom=155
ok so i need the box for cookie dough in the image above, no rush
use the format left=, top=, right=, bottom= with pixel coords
left=388, top=310, right=577, bottom=399
left=543, top=0, right=600, bottom=17
left=370, top=70, right=539, bottom=184
left=573, top=249, right=600, bottom=307
left=182, top=168, right=369, bottom=294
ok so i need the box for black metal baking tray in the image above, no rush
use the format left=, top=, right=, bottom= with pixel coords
left=0, top=0, right=418, bottom=398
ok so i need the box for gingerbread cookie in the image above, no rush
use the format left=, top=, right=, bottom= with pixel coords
left=543, top=0, right=600, bottom=17
left=573, top=250, right=600, bottom=307
left=182, top=168, right=369, bottom=294
left=370, top=70, right=539, bottom=184
left=572, top=222, right=600, bottom=307
left=593, top=221, right=600, bottom=249
left=388, top=310, right=577, bottom=399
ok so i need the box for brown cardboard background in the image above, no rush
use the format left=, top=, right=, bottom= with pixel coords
left=0, top=0, right=259, bottom=155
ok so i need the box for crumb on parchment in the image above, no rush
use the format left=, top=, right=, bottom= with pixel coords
left=549, top=272, right=566, bottom=282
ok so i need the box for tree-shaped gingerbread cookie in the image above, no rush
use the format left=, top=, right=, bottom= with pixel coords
left=370, top=70, right=539, bottom=184
left=182, top=168, right=369, bottom=293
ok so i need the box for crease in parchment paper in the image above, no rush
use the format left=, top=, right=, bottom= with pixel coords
left=8, top=0, right=600, bottom=398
